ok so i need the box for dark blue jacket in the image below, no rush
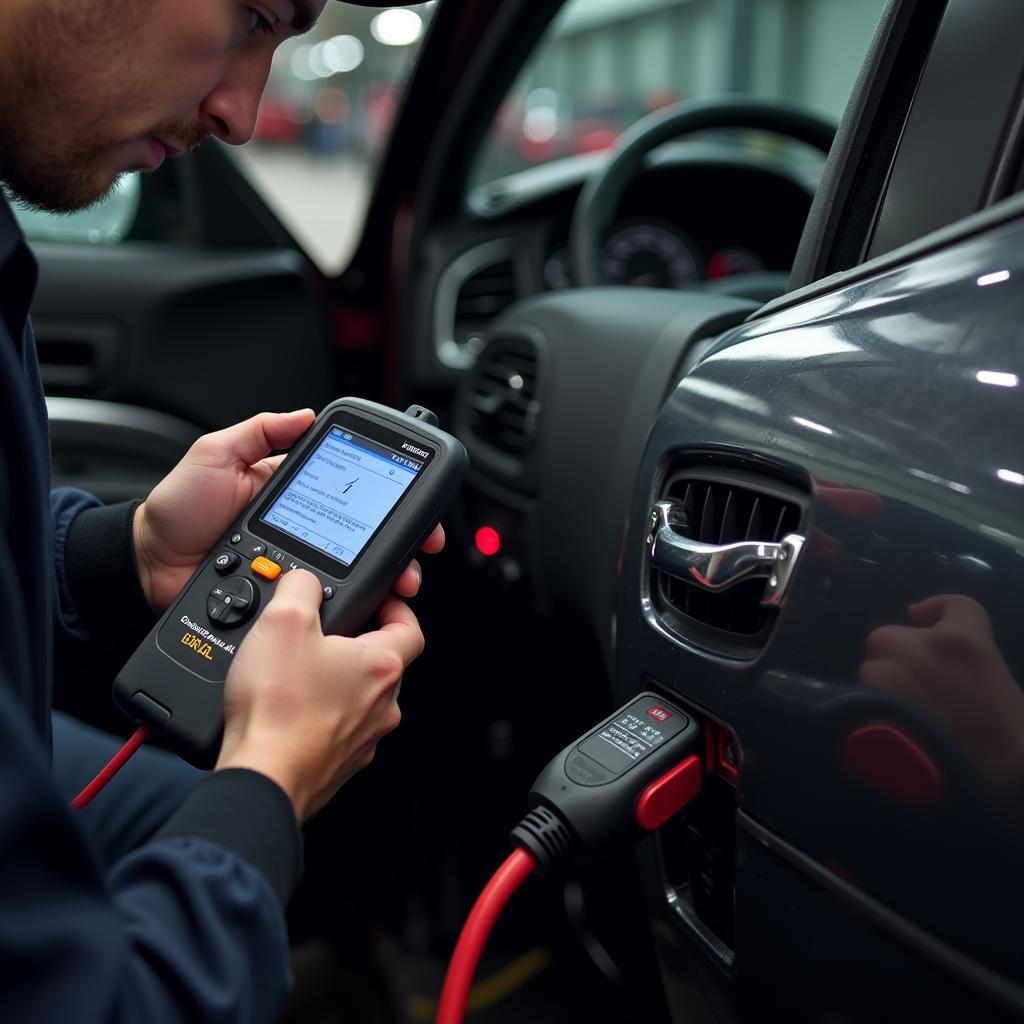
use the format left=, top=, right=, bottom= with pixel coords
left=0, top=195, right=302, bottom=1022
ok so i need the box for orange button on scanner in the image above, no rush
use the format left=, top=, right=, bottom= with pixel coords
left=251, top=556, right=282, bottom=581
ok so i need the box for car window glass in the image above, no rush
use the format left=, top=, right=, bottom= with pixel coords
left=230, top=2, right=436, bottom=273
left=470, top=0, right=886, bottom=187
left=13, top=3, right=436, bottom=274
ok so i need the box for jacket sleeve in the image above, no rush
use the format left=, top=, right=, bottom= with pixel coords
left=0, top=679, right=301, bottom=1024
left=52, top=490, right=158, bottom=680
left=51, top=486, right=103, bottom=641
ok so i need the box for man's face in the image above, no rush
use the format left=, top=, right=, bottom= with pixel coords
left=0, top=0, right=327, bottom=213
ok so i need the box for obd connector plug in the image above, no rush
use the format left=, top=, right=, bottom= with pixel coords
left=437, top=693, right=703, bottom=1024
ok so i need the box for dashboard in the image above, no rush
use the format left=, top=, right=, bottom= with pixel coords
left=411, top=141, right=828, bottom=654
left=539, top=158, right=817, bottom=291
left=422, top=141, right=822, bottom=376
left=545, top=221, right=765, bottom=291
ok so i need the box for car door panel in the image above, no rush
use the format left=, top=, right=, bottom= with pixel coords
left=32, top=243, right=333, bottom=429
left=33, top=242, right=334, bottom=501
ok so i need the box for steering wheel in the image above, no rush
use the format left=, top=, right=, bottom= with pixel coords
left=569, top=97, right=837, bottom=288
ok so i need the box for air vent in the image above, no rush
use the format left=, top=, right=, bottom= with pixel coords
left=436, top=240, right=521, bottom=369
left=465, top=336, right=541, bottom=462
left=650, top=469, right=804, bottom=655
left=454, top=259, right=518, bottom=345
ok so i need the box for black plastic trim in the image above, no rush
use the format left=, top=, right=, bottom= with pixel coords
left=789, top=0, right=947, bottom=288
left=30, top=243, right=333, bottom=430
left=455, top=324, right=547, bottom=494
left=986, top=74, right=1024, bottom=205
left=866, top=0, right=1024, bottom=260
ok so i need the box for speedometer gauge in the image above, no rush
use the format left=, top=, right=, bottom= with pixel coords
left=544, top=248, right=572, bottom=290
left=601, top=221, right=701, bottom=289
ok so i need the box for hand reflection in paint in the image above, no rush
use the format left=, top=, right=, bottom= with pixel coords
left=860, top=594, right=1024, bottom=800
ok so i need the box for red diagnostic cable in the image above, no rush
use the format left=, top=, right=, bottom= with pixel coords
left=69, top=725, right=149, bottom=811
left=436, top=847, right=537, bottom=1024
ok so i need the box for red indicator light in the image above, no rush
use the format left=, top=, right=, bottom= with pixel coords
left=474, top=526, right=502, bottom=557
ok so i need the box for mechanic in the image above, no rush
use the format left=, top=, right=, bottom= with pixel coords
left=0, top=1, right=440, bottom=1020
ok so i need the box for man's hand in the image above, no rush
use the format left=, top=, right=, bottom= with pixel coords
left=133, top=410, right=315, bottom=611
left=132, top=409, right=444, bottom=612
left=215, top=569, right=422, bottom=821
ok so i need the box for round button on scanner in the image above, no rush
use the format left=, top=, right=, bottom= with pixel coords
left=206, top=576, right=258, bottom=629
left=213, top=550, right=241, bottom=575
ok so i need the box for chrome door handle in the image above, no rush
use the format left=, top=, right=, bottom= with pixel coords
left=647, top=500, right=804, bottom=607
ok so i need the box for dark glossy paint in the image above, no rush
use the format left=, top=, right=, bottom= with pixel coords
left=617, top=213, right=1024, bottom=1019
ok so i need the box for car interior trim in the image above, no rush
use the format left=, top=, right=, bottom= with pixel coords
left=661, top=867, right=737, bottom=974
left=433, top=238, right=522, bottom=369
left=45, top=397, right=201, bottom=449
left=31, top=243, right=333, bottom=430
left=789, top=0, right=947, bottom=289
left=984, top=79, right=1024, bottom=206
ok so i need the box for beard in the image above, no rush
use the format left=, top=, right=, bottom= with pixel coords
left=1, top=133, right=130, bottom=215
left=0, top=116, right=207, bottom=215
left=0, top=0, right=206, bottom=214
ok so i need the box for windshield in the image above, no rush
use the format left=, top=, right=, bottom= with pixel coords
left=472, top=0, right=885, bottom=187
